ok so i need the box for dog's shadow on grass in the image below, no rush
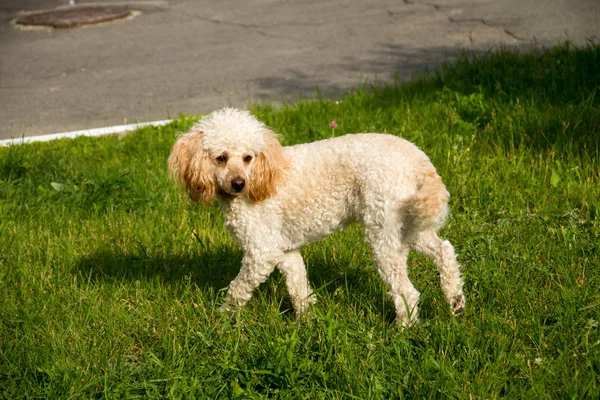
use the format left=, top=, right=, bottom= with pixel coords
left=74, top=244, right=243, bottom=292
left=73, top=243, right=372, bottom=295
left=73, top=240, right=401, bottom=321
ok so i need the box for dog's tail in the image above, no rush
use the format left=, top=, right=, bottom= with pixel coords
left=408, top=171, right=450, bottom=231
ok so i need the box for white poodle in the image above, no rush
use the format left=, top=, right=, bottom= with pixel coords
left=168, top=108, right=465, bottom=325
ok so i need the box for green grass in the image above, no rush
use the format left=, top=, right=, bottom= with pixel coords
left=1, top=42, right=599, bottom=398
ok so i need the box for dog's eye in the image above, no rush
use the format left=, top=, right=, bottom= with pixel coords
left=216, top=155, right=227, bottom=163
left=244, top=155, right=253, bottom=163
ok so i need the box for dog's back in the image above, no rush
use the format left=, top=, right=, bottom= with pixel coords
left=275, top=133, right=449, bottom=247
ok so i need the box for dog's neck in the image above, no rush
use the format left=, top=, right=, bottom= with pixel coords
left=217, top=191, right=265, bottom=242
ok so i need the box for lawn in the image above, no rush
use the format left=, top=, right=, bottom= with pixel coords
left=1, top=42, right=599, bottom=398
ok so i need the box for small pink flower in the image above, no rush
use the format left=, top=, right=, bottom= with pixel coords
left=329, top=121, right=337, bottom=129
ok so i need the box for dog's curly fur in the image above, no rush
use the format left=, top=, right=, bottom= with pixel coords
left=169, top=108, right=465, bottom=325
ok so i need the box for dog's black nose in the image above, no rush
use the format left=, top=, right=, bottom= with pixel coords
left=231, top=177, right=246, bottom=192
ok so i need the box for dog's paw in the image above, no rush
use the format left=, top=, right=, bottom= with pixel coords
left=218, top=303, right=238, bottom=315
left=451, top=294, right=465, bottom=316
left=398, top=316, right=420, bottom=329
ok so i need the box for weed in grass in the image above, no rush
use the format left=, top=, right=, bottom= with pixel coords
left=0, top=43, right=599, bottom=398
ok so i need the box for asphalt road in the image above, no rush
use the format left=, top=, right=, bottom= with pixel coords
left=1, top=0, right=598, bottom=139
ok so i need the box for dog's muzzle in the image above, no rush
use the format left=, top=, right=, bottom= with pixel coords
left=231, top=177, right=246, bottom=192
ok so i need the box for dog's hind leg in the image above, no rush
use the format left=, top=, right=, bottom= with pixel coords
left=365, top=225, right=420, bottom=327
left=411, top=230, right=465, bottom=316
left=278, top=250, right=316, bottom=315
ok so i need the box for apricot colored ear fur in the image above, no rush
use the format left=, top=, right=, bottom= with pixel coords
left=167, top=131, right=216, bottom=204
left=249, top=130, right=287, bottom=202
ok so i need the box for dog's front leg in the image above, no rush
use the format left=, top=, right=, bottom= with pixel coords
left=278, top=250, right=316, bottom=315
left=219, top=252, right=281, bottom=314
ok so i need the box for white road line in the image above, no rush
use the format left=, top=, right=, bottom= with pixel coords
left=0, top=119, right=174, bottom=147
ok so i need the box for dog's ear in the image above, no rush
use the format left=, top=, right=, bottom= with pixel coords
left=249, top=129, right=287, bottom=203
left=168, top=130, right=216, bottom=204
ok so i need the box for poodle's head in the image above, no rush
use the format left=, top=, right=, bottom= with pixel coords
left=168, top=108, right=287, bottom=204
